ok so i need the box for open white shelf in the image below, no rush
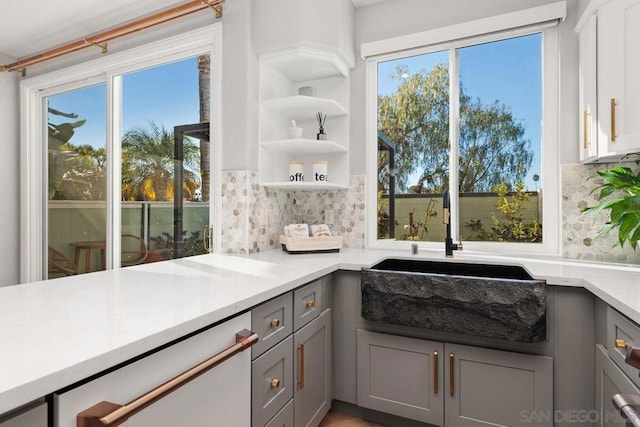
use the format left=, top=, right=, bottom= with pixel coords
left=260, top=182, right=347, bottom=190
left=262, top=96, right=347, bottom=120
left=258, top=47, right=350, bottom=190
left=261, top=139, right=347, bottom=154
left=260, top=47, right=349, bottom=81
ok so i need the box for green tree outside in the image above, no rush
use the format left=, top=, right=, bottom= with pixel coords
left=378, top=63, right=533, bottom=194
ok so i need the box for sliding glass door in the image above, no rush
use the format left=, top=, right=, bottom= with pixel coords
left=44, top=54, right=214, bottom=279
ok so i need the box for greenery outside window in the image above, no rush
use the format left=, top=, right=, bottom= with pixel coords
left=365, top=19, right=560, bottom=254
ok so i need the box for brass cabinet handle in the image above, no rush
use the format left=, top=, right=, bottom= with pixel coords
left=449, top=353, right=454, bottom=397
left=270, top=318, right=280, bottom=328
left=298, top=343, right=305, bottom=389
left=306, top=300, right=315, bottom=308
left=433, top=351, right=438, bottom=395
left=271, top=378, right=280, bottom=388
left=616, top=339, right=628, bottom=349
left=76, top=329, right=258, bottom=427
left=611, top=98, right=617, bottom=142
left=583, top=110, right=590, bottom=149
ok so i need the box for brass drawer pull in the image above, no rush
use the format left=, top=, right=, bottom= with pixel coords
left=298, top=343, right=305, bottom=389
left=583, top=110, right=589, bottom=149
left=616, top=339, right=627, bottom=349
left=611, top=98, right=617, bottom=142
left=270, top=318, right=280, bottom=327
left=271, top=378, right=280, bottom=388
left=433, top=351, right=438, bottom=395
left=306, top=300, right=315, bottom=308
left=449, top=353, right=454, bottom=397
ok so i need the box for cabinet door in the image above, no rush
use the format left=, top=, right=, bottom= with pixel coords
left=357, top=329, right=444, bottom=426
left=445, top=343, right=553, bottom=427
left=0, top=402, right=47, bottom=427
left=294, top=308, right=331, bottom=427
left=252, top=336, right=294, bottom=427
left=597, top=0, right=640, bottom=157
left=578, top=12, right=598, bottom=162
left=595, top=344, right=639, bottom=427
left=55, top=312, right=251, bottom=427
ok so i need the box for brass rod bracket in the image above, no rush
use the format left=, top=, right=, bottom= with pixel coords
left=0, top=65, right=7, bottom=72
left=86, top=39, right=108, bottom=54
left=204, top=0, right=224, bottom=18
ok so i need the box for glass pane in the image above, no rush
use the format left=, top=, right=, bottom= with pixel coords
left=121, top=55, right=210, bottom=266
left=458, top=34, right=543, bottom=243
left=377, top=50, right=449, bottom=242
left=47, top=84, right=107, bottom=278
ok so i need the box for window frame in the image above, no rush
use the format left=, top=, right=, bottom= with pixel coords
left=365, top=20, right=561, bottom=255
left=20, top=24, right=223, bottom=283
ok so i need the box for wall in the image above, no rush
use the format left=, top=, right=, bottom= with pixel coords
left=0, top=54, right=19, bottom=286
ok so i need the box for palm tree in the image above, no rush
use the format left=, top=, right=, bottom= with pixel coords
left=121, top=121, right=200, bottom=201
left=197, top=55, right=210, bottom=202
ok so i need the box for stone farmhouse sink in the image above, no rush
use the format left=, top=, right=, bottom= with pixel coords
left=361, top=259, right=547, bottom=343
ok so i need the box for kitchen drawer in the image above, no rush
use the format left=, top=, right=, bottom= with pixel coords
left=252, top=335, right=294, bottom=427
left=264, top=399, right=293, bottom=427
left=607, top=307, right=640, bottom=389
left=595, top=344, right=639, bottom=426
left=0, top=401, right=46, bottom=427
left=294, top=279, right=323, bottom=331
left=252, top=292, right=293, bottom=359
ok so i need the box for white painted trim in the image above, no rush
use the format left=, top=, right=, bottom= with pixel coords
left=448, top=47, right=460, bottom=240
left=365, top=24, right=562, bottom=255
left=20, top=24, right=223, bottom=282
left=575, top=0, right=609, bottom=32
left=361, top=1, right=566, bottom=58
left=364, top=58, right=378, bottom=248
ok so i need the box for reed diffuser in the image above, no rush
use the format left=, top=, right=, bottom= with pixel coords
left=316, top=112, right=327, bottom=140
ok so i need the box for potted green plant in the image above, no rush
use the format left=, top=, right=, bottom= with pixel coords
left=583, top=165, right=640, bottom=250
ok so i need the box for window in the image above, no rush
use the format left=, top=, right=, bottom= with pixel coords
left=21, top=25, right=222, bottom=282
left=365, top=16, right=560, bottom=254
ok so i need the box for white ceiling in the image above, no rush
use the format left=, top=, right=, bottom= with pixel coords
left=1, top=0, right=388, bottom=60
left=1, top=0, right=196, bottom=59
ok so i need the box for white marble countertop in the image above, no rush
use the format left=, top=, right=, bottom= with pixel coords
left=2, top=247, right=640, bottom=415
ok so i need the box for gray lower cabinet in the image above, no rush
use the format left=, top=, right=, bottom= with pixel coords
left=357, top=329, right=444, bottom=425
left=357, top=329, right=553, bottom=427
left=252, top=336, right=294, bottom=427
left=446, top=342, right=553, bottom=427
left=265, top=399, right=294, bottom=427
left=0, top=402, right=47, bottom=427
left=595, top=344, right=639, bottom=427
left=294, top=308, right=332, bottom=427
left=251, top=277, right=332, bottom=427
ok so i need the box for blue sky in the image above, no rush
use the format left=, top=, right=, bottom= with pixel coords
left=377, top=33, right=542, bottom=191
left=48, top=57, right=200, bottom=150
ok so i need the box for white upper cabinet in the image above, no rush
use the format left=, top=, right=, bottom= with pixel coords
left=597, top=0, right=640, bottom=158
left=577, top=0, right=640, bottom=162
left=578, top=13, right=598, bottom=162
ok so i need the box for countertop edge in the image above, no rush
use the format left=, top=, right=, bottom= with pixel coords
left=2, top=248, right=640, bottom=415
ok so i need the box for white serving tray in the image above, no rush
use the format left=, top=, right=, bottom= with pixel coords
left=279, top=235, right=343, bottom=254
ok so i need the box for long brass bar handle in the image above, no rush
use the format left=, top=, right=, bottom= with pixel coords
left=298, top=343, right=305, bottom=389
left=611, top=98, right=617, bottom=142
left=449, top=353, right=454, bottom=397
left=433, top=351, right=438, bottom=395
left=77, top=329, right=258, bottom=427
left=583, top=110, right=589, bottom=149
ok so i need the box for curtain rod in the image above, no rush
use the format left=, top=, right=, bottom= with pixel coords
left=0, top=0, right=224, bottom=75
